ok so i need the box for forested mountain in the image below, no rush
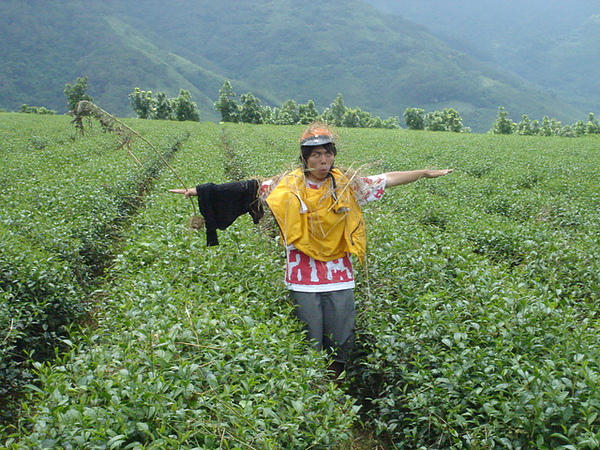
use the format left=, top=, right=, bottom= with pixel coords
left=0, top=0, right=589, bottom=131
left=365, top=0, right=600, bottom=113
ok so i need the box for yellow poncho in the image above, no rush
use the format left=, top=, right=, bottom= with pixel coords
left=266, top=168, right=366, bottom=262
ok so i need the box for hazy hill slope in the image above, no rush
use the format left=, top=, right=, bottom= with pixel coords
left=520, top=15, right=600, bottom=112
left=0, top=1, right=112, bottom=111
left=0, top=0, right=226, bottom=120
left=104, top=0, right=588, bottom=130
left=364, top=0, right=600, bottom=112
left=0, top=0, right=587, bottom=131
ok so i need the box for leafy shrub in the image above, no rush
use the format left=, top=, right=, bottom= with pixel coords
left=419, top=207, right=449, bottom=230
left=351, top=233, right=600, bottom=449
left=352, top=290, right=600, bottom=449
left=0, top=115, right=196, bottom=427
left=19, top=105, right=56, bottom=115
left=469, top=229, right=527, bottom=267
left=4, top=119, right=600, bottom=448
left=2, top=119, right=359, bottom=448
left=515, top=172, right=542, bottom=189
left=0, top=232, right=85, bottom=424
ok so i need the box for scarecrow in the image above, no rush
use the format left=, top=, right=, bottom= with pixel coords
left=171, top=122, right=452, bottom=378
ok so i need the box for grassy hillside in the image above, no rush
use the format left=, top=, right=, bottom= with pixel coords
left=0, top=0, right=588, bottom=132
left=2, top=114, right=600, bottom=448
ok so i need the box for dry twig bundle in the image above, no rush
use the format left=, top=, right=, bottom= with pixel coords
left=71, top=101, right=204, bottom=229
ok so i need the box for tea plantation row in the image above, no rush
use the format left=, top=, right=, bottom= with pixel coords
left=207, top=125, right=600, bottom=448
left=2, top=115, right=600, bottom=449
left=338, top=130, right=600, bottom=448
left=1, top=117, right=358, bottom=449
left=0, top=113, right=196, bottom=425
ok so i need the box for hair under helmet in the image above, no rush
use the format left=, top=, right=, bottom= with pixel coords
left=299, top=125, right=337, bottom=166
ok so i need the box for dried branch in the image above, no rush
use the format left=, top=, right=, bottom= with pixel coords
left=71, top=101, right=202, bottom=226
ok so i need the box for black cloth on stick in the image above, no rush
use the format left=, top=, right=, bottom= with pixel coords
left=196, top=179, right=263, bottom=246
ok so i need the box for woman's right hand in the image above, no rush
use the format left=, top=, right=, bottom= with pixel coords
left=169, top=188, right=197, bottom=197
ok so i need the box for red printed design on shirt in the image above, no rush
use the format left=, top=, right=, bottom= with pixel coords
left=261, top=173, right=386, bottom=291
left=260, top=174, right=386, bottom=203
left=356, top=175, right=386, bottom=203
left=286, top=249, right=354, bottom=286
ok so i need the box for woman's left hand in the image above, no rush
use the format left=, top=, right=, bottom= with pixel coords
left=423, top=169, right=453, bottom=178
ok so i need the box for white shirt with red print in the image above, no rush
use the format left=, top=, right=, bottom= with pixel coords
left=262, top=174, right=386, bottom=292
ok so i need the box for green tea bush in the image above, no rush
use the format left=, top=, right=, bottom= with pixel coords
left=353, top=238, right=600, bottom=448
left=5, top=255, right=357, bottom=448
left=0, top=230, right=85, bottom=424
left=0, top=114, right=197, bottom=426
left=341, top=130, right=600, bottom=448
left=3, top=120, right=359, bottom=448
left=4, top=119, right=600, bottom=448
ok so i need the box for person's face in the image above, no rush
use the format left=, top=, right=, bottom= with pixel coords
left=305, top=146, right=335, bottom=182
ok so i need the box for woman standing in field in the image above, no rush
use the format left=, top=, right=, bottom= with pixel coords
left=171, top=122, right=452, bottom=378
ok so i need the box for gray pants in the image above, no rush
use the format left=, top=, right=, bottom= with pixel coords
left=289, top=289, right=356, bottom=363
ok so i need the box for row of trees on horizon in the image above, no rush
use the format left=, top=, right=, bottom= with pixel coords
left=213, top=81, right=403, bottom=130
left=489, top=106, right=600, bottom=137
left=7, top=77, right=600, bottom=137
